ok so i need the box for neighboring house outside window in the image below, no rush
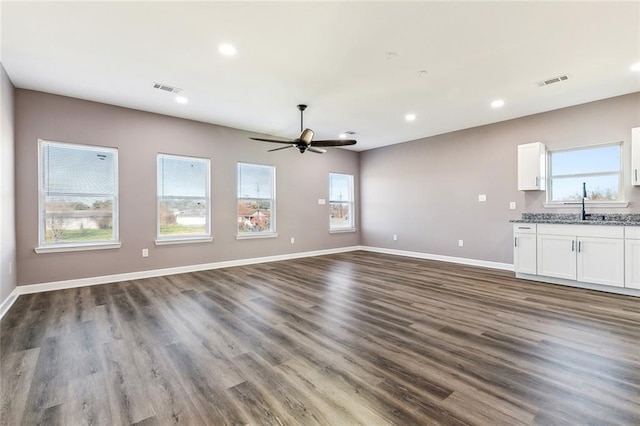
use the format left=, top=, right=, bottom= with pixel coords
left=37, top=139, right=119, bottom=251
left=329, top=172, right=355, bottom=231
left=548, top=143, right=622, bottom=203
left=157, top=153, right=211, bottom=243
left=237, top=162, right=276, bottom=237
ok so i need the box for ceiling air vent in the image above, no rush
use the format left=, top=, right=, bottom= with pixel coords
left=537, top=75, right=569, bottom=87
left=153, top=82, right=182, bottom=94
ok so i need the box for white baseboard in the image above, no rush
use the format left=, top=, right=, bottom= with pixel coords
left=0, top=287, right=19, bottom=320
left=1, top=245, right=514, bottom=320
left=359, top=246, right=514, bottom=271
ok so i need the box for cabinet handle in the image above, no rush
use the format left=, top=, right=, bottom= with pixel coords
left=578, top=241, right=582, bottom=253
left=635, top=169, right=638, bottom=183
left=571, top=240, right=575, bottom=252
left=535, top=176, right=539, bottom=187
left=514, top=237, right=517, bottom=247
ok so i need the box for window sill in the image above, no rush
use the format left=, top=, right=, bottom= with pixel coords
left=155, top=236, right=213, bottom=246
left=35, top=242, right=122, bottom=254
left=330, top=228, right=357, bottom=234
left=544, top=201, right=629, bottom=209
left=236, top=232, right=278, bottom=240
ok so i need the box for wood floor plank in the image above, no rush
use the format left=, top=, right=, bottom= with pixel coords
left=2, top=251, right=639, bottom=425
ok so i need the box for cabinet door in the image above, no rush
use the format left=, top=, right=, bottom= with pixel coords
left=577, top=237, right=624, bottom=287
left=632, top=127, right=640, bottom=186
left=514, top=233, right=537, bottom=274
left=537, top=234, right=576, bottom=280
left=625, top=239, right=640, bottom=289
left=518, top=142, right=546, bottom=191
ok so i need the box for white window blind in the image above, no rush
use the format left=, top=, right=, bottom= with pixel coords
left=39, top=140, right=118, bottom=247
left=329, top=173, right=355, bottom=231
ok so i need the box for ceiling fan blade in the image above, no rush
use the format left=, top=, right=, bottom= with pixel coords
left=299, top=128, right=314, bottom=145
left=306, top=146, right=327, bottom=154
left=268, top=145, right=294, bottom=152
left=250, top=137, right=293, bottom=144
left=311, top=139, right=357, bottom=147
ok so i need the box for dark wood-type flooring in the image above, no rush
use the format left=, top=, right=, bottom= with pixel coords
left=1, top=251, right=639, bottom=425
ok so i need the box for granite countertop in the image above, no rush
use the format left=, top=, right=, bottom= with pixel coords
left=510, top=213, right=640, bottom=226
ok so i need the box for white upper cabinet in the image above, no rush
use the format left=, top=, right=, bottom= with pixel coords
left=632, top=127, right=640, bottom=186
left=518, top=142, right=546, bottom=191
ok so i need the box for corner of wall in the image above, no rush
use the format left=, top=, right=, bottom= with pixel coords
left=0, top=62, right=18, bottom=309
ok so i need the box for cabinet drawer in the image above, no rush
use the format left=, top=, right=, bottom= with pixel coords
left=513, top=224, right=537, bottom=234
left=537, top=224, right=623, bottom=238
left=625, top=226, right=640, bottom=239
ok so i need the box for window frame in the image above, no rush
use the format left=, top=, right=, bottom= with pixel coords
left=36, top=139, right=121, bottom=253
left=329, top=172, right=356, bottom=232
left=155, top=153, right=212, bottom=245
left=546, top=142, right=624, bottom=206
left=236, top=162, right=277, bottom=239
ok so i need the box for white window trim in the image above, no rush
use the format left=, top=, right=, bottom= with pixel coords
left=329, top=172, right=356, bottom=232
left=545, top=141, right=624, bottom=207
left=156, top=153, right=212, bottom=243
left=155, top=236, right=213, bottom=246
left=236, top=232, right=278, bottom=240
left=329, top=228, right=357, bottom=234
left=236, top=162, right=276, bottom=237
left=35, top=242, right=122, bottom=254
left=37, top=139, right=120, bottom=252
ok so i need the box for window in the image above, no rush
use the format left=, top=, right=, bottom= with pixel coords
left=548, top=143, right=622, bottom=203
left=157, top=154, right=211, bottom=242
left=38, top=140, right=119, bottom=250
left=329, top=173, right=355, bottom=231
left=237, top=163, right=275, bottom=236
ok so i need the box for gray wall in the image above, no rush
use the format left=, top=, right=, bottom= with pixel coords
left=0, top=63, right=17, bottom=303
left=15, top=90, right=359, bottom=286
left=360, top=92, right=640, bottom=265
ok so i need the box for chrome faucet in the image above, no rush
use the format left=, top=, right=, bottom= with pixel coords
left=581, top=182, right=591, bottom=221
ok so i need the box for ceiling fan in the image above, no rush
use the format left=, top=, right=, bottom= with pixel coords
left=250, top=104, right=357, bottom=154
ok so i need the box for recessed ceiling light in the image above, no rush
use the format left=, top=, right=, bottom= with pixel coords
left=631, top=61, right=640, bottom=72
left=418, top=70, right=428, bottom=77
left=405, top=113, right=416, bottom=121
left=491, top=99, right=505, bottom=108
left=175, top=96, right=188, bottom=104
left=339, top=133, right=347, bottom=139
left=219, top=43, right=237, bottom=56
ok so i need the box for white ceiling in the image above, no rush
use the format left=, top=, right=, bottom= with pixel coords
left=2, top=1, right=639, bottom=151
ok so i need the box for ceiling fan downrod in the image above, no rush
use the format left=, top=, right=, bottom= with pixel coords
left=297, top=104, right=307, bottom=132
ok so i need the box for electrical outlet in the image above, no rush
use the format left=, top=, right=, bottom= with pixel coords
left=478, top=194, right=487, bottom=202
left=510, top=201, right=516, bottom=210
left=290, top=237, right=295, bottom=244
left=318, top=199, right=326, bottom=205
left=142, top=248, right=149, bottom=258
left=393, top=234, right=398, bottom=241
left=458, top=240, right=464, bottom=247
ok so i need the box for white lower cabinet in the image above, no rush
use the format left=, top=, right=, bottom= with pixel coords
left=625, top=227, right=640, bottom=289
left=537, top=234, right=577, bottom=280
left=576, top=237, right=624, bottom=287
left=513, top=224, right=537, bottom=275
left=530, top=224, right=626, bottom=288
